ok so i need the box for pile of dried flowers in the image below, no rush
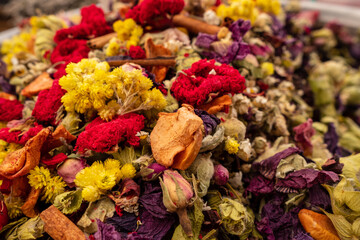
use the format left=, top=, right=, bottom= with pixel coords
left=0, top=0, right=360, bottom=239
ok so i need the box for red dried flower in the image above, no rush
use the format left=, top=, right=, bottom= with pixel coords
left=171, top=59, right=246, bottom=106
left=75, top=113, right=145, bottom=153
left=293, top=119, right=315, bottom=156
left=32, top=80, right=66, bottom=125
left=0, top=123, right=43, bottom=145
left=129, top=46, right=146, bottom=59
left=126, top=0, right=184, bottom=27
left=0, top=98, right=23, bottom=121
left=51, top=5, right=112, bottom=79
left=41, top=153, right=68, bottom=167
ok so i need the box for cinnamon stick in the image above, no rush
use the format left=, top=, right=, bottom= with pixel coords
left=40, top=205, right=86, bottom=240
left=172, top=14, right=221, bottom=35
left=107, top=58, right=176, bottom=67
left=87, top=32, right=117, bottom=49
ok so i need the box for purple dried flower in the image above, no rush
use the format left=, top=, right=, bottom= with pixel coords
left=246, top=174, right=274, bottom=195
left=275, top=169, right=339, bottom=193
left=142, top=163, right=167, bottom=181
left=93, top=219, right=122, bottom=240
left=194, top=109, right=220, bottom=135
left=252, top=147, right=301, bottom=180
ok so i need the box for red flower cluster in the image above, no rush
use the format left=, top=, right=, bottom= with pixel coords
left=32, top=80, right=66, bottom=125
left=51, top=5, right=112, bottom=78
left=171, top=59, right=246, bottom=106
left=0, top=123, right=43, bottom=145
left=0, top=98, right=23, bottom=121
left=75, top=113, right=145, bottom=153
left=34, top=5, right=112, bottom=125
left=126, top=0, right=184, bottom=27
left=129, top=46, right=146, bottom=59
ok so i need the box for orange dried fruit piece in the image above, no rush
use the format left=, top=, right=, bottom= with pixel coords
left=298, top=209, right=340, bottom=240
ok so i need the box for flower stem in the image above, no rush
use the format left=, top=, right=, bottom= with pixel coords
left=177, top=208, right=193, bottom=237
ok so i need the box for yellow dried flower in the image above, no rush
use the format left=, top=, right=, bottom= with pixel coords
left=28, top=166, right=66, bottom=203
left=59, top=59, right=166, bottom=120
left=42, top=176, right=66, bottom=203
left=225, top=137, right=240, bottom=154
left=112, top=19, right=143, bottom=49
left=106, top=38, right=121, bottom=57
left=261, top=62, right=274, bottom=76
left=121, top=163, right=136, bottom=179
left=82, top=186, right=101, bottom=202
left=28, top=166, right=51, bottom=189
left=5, top=196, right=24, bottom=219
left=75, top=159, right=125, bottom=202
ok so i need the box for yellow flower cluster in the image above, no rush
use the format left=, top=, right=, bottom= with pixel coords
left=59, top=58, right=167, bottom=121
left=1, top=32, right=33, bottom=70
left=113, top=18, right=143, bottom=49
left=28, top=166, right=66, bottom=203
left=217, top=0, right=259, bottom=23
left=225, top=137, right=240, bottom=154
left=256, top=0, right=282, bottom=16
left=106, top=38, right=122, bottom=57
left=74, top=159, right=136, bottom=202
left=216, top=0, right=282, bottom=23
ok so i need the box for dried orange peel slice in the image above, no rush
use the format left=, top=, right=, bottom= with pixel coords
left=298, top=209, right=340, bottom=240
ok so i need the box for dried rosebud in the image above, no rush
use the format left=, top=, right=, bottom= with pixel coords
left=160, top=170, right=193, bottom=212
left=252, top=136, right=267, bottom=155
left=213, top=164, right=229, bottom=186
left=160, top=170, right=194, bottom=237
left=141, top=163, right=167, bottom=181
left=57, top=158, right=87, bottom=188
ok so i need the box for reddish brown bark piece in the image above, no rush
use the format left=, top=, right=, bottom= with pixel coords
left=40, top=205, right=86, bottom=240
left=21, top=187, right=41, bottom=218
left=86, top=32, right=117, bottom=49
left=172, top=14, right=221, bottom=35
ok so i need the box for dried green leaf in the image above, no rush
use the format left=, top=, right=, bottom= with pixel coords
left=54, top=190, right=83, bottom=215
left=323, top=211, right=354, bottom=240
left=172, top=198, right=204, bottom=240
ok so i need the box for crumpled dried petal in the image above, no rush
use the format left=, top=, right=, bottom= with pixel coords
left=20, top=72, right=53, bottom=98
left=198, top=95, right=232, bottom=115
left=293, top=119, right=315, bottom=156
left=0, top=128, right=51, bottom=179
left=144, top=38, right=172, bottom=82
left=150, top=104, right=203, bottom=170
left=252, top=147, right=301, bottom=180
left=20, top=187, right=41, bottom=218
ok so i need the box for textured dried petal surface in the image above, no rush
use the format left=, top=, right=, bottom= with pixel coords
left=150, top=104, right=203, bottom=169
